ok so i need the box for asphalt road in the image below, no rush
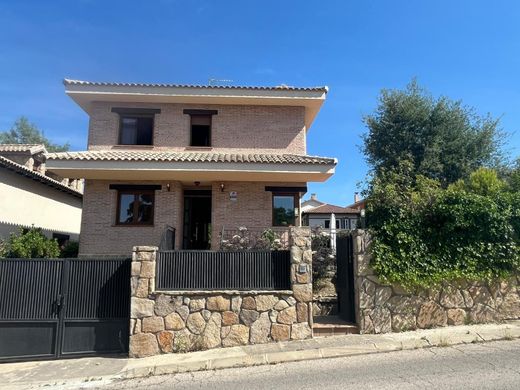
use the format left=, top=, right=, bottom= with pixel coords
left=92, top=339, right=520, bottom=390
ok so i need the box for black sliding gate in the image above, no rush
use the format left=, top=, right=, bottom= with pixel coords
left=336, top=235, right=356, bottom=323
left=0, top=258, right=130, bottom=362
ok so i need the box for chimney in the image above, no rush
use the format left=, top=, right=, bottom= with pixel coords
left=354, top=192, right=360, bottom=203
left=310, top=193, right=317, bottom=201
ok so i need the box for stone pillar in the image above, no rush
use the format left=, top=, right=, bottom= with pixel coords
left=129, top=246, right=159, bottom=358
left=351, top=229, right=376, bottom=333
left=289, top=227, right=314, bottom=334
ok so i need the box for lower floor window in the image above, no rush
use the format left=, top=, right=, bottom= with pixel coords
left=117, top=191, right=154, bottom=225
left=272, top=194, right=297, bottom=226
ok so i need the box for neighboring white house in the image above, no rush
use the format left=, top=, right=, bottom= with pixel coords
left=302, top=193, right=360, bottom=229
left=0, top=154, right=83, bottom=243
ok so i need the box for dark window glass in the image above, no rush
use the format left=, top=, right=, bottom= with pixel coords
left=119, top=116, right=153, bottom=145
left=190, top=115, right=211, bottom=146
left=52, top=233, right=70, bottom=247
left=138, top=194, right=154, bottom=223
left=324, top=220, right=330, bottom=229
left=117, top=191, right=154, bottom=225
left=273, top=195, right=296, bottom=226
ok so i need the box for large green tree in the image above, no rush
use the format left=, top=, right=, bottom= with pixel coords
left=0, top=116, right=69, bottom=152
left=363, top=80, right=504, bottom=186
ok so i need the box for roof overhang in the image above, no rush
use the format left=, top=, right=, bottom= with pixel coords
left=46, top=160, right=335, bottom=182
left=64, top=80, right=328, bottom=129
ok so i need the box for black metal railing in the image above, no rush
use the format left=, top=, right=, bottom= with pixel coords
left=156, top=250, right=291, bottom=291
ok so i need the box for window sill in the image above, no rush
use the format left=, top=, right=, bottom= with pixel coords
left=112, top=145, right=154, bottom=149
left=112, top=224, right=155, bottom=228
left=185, top=146, right=213, bottom=151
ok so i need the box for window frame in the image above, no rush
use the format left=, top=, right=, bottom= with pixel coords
left=271, top=192, right=298, bottom=227
left=115, top=190, right=155, bottom=226
left=117, top=113, right=155, bottom=146
left=183, top=109, right=218, bottom=148
left=111, top=107, right=160, bottom=146
left=189, top=114, right=212, bottom=147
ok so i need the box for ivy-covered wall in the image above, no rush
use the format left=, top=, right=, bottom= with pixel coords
left=353, top=230, right=520, bottom=333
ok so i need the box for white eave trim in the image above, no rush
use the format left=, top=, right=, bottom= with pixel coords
left=47, top=159, right=335, bottom=173
left=46, top=160, right=336, bottom=182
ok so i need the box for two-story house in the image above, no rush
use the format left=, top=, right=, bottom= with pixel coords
left=45, top=79, right=337, bottom=256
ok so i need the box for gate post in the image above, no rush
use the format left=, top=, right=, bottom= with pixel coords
left=129, top=246, right=159, bottom=358
left=289, top=227, right=314, bottom=332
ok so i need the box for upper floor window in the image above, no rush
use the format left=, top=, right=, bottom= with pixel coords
left=183, top=109, right=218, bottom=147
left=112, top=107, right=160, bottom=146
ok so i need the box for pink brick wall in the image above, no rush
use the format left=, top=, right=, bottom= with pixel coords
left=79, top=180, right=304, bottom=256
left=87, top=102, right=306, bottom=154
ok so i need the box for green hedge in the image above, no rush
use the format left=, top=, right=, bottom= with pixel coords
left=368, top=167, right=520, bottom=289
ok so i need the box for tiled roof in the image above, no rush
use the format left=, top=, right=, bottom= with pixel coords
left=304, top=203, right=360, bottom=214
left=0, top=144, right=47, bottom=154
left=46, top=150, right=337, bottom=165
left=63, top=79, right=328, bottom=93
left=0, top=155, right=82, bottom=198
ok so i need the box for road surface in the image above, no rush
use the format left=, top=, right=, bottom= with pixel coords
left=91, top=339, right=520, bottom=390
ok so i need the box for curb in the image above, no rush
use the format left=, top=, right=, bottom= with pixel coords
left=6, top=323, right=520, bottom=389
left=115, top=323, right=520, bottom=382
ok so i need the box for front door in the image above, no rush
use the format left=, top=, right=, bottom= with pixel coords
left=183, top=190, right=212, bottom=249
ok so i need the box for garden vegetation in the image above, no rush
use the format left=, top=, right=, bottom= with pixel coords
left=363, top=81, right=520, bottom=288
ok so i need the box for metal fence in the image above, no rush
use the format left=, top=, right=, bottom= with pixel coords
left=0, top=257, right=130, bottom=362
left=156, top=250, right=291, bottom=291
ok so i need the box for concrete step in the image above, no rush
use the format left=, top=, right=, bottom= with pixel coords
left=313, top=315, right=359, bottom=337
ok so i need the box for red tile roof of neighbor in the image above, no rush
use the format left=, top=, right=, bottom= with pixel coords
left=46, top=150, right=337, bottom=165
left=304, top=204, right=360, bottom=214
left=63, top=79, right=329, bottom=93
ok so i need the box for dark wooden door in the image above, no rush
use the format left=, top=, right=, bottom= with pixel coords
left=183, top=190, right=212, bottom=249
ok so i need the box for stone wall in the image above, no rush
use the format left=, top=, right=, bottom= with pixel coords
left=129, top=227, right=313, bottom=357
left=353, top=230, right=520, bottom=334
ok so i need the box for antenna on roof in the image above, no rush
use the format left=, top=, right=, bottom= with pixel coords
left=208, top=78, right=233, bottom=86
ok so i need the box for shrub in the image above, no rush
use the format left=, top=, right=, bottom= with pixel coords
left=219, top=227, right=285, bottom=251
left=1, top=227, right=60, bottom=258
left=60, top=241, right=79, bottom=258
left=367, top=168, right=520, bottom=289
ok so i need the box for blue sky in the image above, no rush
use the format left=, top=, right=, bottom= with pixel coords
left=1, top=0, right=519, bottom=206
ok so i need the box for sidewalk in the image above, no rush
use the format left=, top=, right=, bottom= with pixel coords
left=2, top=321, right=520, bottom=390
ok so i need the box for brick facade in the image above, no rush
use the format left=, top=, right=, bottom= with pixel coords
left=79, top=180, right=305, bottom=256
left=79, top=180, right=183, bottom=256
left=87, top=102, right=306, bottom=155
left=78, top=101, right=311, bottom=256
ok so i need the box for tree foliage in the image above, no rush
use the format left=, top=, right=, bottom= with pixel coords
left=363, top=80, right=504, bottom=186
left=0, top=116, right=69, bottom=152
left=1, top=227, right=61, bottom=258
left=367, top=167, right=520, bottom=288
left=364, top=81, right=519, bottom=288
